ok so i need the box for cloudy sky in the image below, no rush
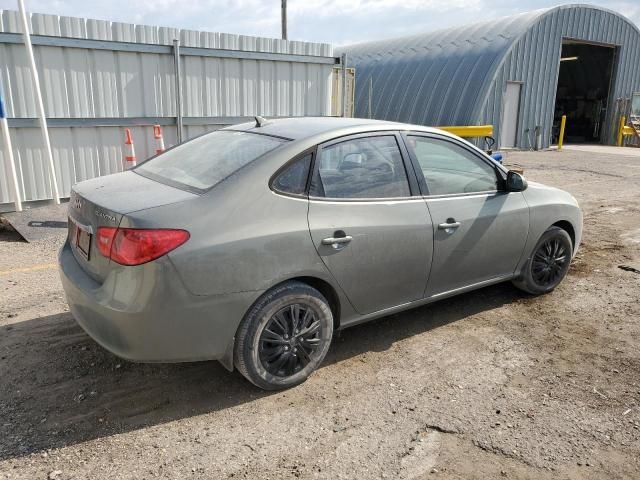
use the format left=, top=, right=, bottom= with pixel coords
left=1, top=0, right=638, bottom=46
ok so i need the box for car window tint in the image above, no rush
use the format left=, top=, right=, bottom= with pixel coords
left=136, top=130, right=287, bottom=192
left=408, top=136, right=499, bottom=195
left=273, top=154, right=312, bottom=195
left=313, top=136, right=410, bottom=199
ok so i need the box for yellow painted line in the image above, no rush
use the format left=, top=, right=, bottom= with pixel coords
left=0, top=263, right=57, bottom=276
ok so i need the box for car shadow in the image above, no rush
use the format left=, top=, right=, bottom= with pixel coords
left=0, top=282, right=525, bottom=461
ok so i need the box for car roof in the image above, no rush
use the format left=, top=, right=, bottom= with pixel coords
left=225, top=116, right=446, bottom=141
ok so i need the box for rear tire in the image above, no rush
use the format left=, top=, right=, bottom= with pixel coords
left=234, top=281, right=333, bottom=390
left=512, top=226, right=573, bottom=295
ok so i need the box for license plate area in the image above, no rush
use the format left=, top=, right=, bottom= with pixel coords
left=69, top=217, right=92, bottom=261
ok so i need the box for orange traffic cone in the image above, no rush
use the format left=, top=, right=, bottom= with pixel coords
left=153, top=124, right=165, bottom=155
left=124, top=128, right=137, bottom=168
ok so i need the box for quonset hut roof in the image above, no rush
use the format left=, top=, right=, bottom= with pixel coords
left=342, top=10, right=547, bottom=126
left=341, top=4, right=640, bottom=149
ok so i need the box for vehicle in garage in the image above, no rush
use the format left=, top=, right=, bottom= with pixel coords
left=59, top=117, right=582, bottom=390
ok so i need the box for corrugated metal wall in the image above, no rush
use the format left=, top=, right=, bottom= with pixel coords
left=0, top=10, right=335, bottom=207
left=344, top=5, right=640, bottom=150
left=481, top=4, right=640, bottom=149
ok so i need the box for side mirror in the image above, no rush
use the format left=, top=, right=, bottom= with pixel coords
left=506, top=170, right=527, bottom=192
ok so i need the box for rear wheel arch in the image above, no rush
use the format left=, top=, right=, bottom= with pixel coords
left=283, top=276, right=341, bottom=329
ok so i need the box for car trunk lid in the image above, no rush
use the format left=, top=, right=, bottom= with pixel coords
left=67, top=171, right=197, bottom=282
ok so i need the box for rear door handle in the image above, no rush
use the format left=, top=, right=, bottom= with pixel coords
left=438, top=221, right=461, bottom=230
left=321, top=235, right=353, bottom=245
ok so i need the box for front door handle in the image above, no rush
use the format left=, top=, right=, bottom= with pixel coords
left=438, top=221, right=461, bottom=230
left=321, top=235, right=353, bottom=245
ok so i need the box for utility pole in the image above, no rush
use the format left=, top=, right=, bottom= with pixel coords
left=281, top=0, right=287, bottom=40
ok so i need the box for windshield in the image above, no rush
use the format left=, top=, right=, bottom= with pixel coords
left=135, top=130, right=288, bottom=192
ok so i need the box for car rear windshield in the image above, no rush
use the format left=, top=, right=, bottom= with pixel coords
left=135, top=130, right=288, bottom=192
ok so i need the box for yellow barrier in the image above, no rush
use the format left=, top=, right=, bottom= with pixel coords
left=437, top=125, right=494, bottom=138
left=558, top=115, right=567, bottom=151
left=623, top=126, right=635, bottom=136
left=617, top=116, right=626, bottom=146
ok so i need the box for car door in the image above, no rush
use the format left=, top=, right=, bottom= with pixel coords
left=307, top=132, right=433, bottom=315
left=403, top=133, right=529, bottom=297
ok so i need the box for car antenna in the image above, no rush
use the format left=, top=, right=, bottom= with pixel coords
left=254, top=115, right=269, bottom=127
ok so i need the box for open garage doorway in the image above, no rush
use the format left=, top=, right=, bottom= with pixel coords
left=553, top=40, right=617, bottom=144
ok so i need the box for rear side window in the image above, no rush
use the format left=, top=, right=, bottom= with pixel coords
left=136, top=130, right=287, bottom=192
left=272, top=154, right=312, bottom=196
left=311, top=135, right=411, bottom=199
left=407, top=136, right=499, bottom=195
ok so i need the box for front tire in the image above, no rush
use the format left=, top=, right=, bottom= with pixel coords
left=513, top=226, right=573, bottom=295
left=234, top=281, right=333, bottom=390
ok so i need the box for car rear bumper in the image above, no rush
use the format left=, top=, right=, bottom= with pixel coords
left=58, top=240, right=262, bottom=363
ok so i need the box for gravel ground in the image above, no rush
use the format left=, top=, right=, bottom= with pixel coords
left=1, top=147, right=639, bottom=480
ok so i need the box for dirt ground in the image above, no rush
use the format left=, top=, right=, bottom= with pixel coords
left=1, top=147, right=639, bottom=480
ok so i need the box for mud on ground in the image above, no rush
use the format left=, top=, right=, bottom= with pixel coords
left=0, top=147, right=639, bottom=479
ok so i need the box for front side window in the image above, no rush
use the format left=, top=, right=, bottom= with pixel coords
left=311, top=135, right=411, bottom=199
left=136, top=130, right=287, bottom=192
left=407, top=136, right=499, bottom=195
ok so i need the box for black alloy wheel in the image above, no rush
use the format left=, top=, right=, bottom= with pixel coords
left=512, top=226, right=573, bottom=295
left=259, top=303, right=322, bottom=377
left=234, top=281, right=333, bottom=390
left=531, top=237, right=568, bottom=287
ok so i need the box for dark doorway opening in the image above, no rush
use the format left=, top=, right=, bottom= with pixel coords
left=553, top=40, right=616, bottom=144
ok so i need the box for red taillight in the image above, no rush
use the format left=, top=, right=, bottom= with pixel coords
left=97, top=227, right=118, bottom=258
left=96, top=227, right=189, bottom=266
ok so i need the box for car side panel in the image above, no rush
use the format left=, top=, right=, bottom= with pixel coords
left=516, top=182, right=583, bottom=276
left=128, top=184, right=331, bottom=299
left=425, top=191, right=529, bottom=296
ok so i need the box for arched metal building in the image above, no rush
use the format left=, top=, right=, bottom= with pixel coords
left=342, top=4, right=640, bottom=149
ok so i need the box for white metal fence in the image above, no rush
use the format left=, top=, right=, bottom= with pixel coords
left=0, top=10, right=337, bottom=209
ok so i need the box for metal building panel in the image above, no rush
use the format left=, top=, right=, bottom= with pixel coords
left=96, top=127, right=124, bottom=176
left=0, top=128, right=11, bottom=203
left=139, top=53, right=162, bottom=116
left=136, top=24, right=157, bottom=44
left=0, top=10, right=335, bottom=208
left=180, top=29, right=200, bottom=48
left=90, top=50, right=119, bottom=117
left=50, top=127, right=76, bottom=195
left=117, top=51, right=146, bottom=116
left=64, top=48, right=94, bottom=117
left=158, top=27, right=179, bottom=45
left=242, top=59, right=259, bottom=115
left=258, top=60, right=275, bottom=116
left=16, top=127, right=52, bottom=201
left=31, top=13, right=61, bottom=36
left=86, top=19, right=112, bottom=41
left=36, top=45, right=70, bottom=117
left=183, top=55, right=205, bottom=116
left=5, top=44, right=37, bottom=117
left=72, top=127, right=101, bottom=183
left=112, top=22, right=136, bottom=42
left=221, top=58, right=241, bottom=116
left=159, top=54, right=176, bottom=116
left=59, top=15, right=86, bottom=38
left=220, top=33, right=239, bottom=50
left=203, top=57, right=222, bottom=116
left=275, top=62, right=290, bottom=116
left=1, top=10, right=23, bottom=33
left=291, top=62, right=306, bottom=116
